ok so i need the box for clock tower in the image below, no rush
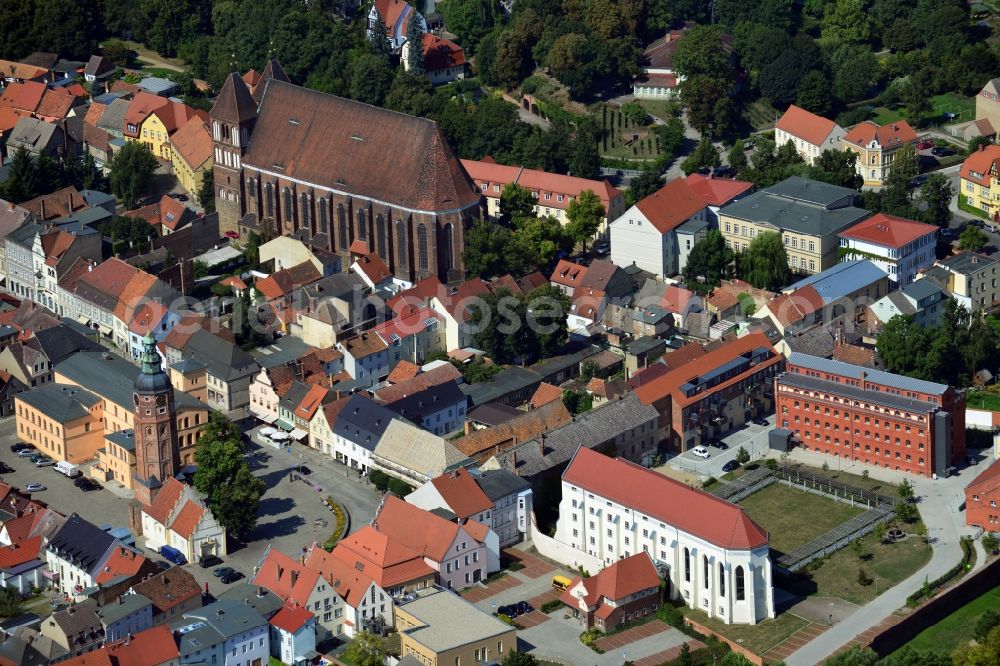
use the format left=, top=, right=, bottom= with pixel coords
left=132, top=332, right=179, bottom=506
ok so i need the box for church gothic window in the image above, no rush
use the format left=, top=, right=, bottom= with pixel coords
left=443, top=223, right=454, bottom=272
left=358, top=210, right=367, bottom=241
left=265, top=183, right=274, bottom=217
left=376, top=215, right=387, bottom=259
left=396, top=220, right=407, bottom=269
left=300, top=193, right=310, bottom=229
left=338, top=205, right=348, bottom=248
left=283, top=188, right=293, bottom=219
left=319, top=199, right=329, bottom=234
left=417, top=223, right=428, bottom=272
left=735, top=566, right=745, bottom=600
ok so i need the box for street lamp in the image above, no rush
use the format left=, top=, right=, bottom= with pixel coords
left=875, top=577, right=880, bottom=596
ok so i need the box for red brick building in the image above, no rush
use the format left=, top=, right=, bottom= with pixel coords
left=775, top=353, right=966, bottom=477
left=560, top=552, right=661, bottom=631
left=634, top=332, right=784, bottom=451
left=965, top=459, right=1000, bottom=529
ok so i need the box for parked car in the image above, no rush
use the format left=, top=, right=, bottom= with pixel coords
left=74, top=477, right=102, bottom=491
left=752, top=416, right=769, bottom=426
left=176, top=194, right=188, bottom=202
left=931, top=146, right=954, bottom=157
left=199, top=555, right=224, bottom=569
left=692, top=446, right=711, bottom=459
left=941, top=228, right=954, bottom=238
left=16, top=448, right=37, bottom=458
left=220, top=571, right=244, bottom=584
left=515, top=601, right=534, bottom=616
left=0, top=462, right=13, bottom=474
left=722, top=460, right=741, bottom=472
left=916, top=140, right=933, bottom=150
left=224, top=231, right=240, bottom=239
left=497, top=604, right=516, bottom=617
left=715, top=441, right=729, bottom=450
left=10, top=442, right=30, bottom=453
left=24, top=483, right=45, bottom=493
left=593, top=241, right=610, bottom=256
left=712, top=166, right=736, bottom=178
left=159, top=545, right=188, bottom=566
left=213, top=566, right=235, bottom=578
left=34, top=457, right=54, bottom=467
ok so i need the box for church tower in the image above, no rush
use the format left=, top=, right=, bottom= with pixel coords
left=132, top=333, right=179, bottom=506
left=209, top=73, right=258, bottom=236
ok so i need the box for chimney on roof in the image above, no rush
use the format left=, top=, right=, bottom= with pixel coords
left=539, top=432, right=545, bottom=457
left=39, top=199, right=45, bottom=220
left=257, top=586, right=265, bottom=598
left=67, top=191, right=73, bottom=211
left=290, top=570, right=299, bottom=587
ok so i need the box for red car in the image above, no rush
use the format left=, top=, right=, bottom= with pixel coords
left=916, top=140, right=934, bottom=150
left=224, top=231, right=240, bottom=239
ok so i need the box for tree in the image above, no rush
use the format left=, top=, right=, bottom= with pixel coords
left=681, top=75, right=734, bottom=135
left=898, top=479, right=915, bottom=502
left=852, top=538, right=865, bottom=560
left=737, top=232, right=789, bottom=291
left=198, top=169, right=215, bottom=214
left=470, top=288, right=536, bottom=365
left=683, top=230, right=734, bottom=293
left=406, top=12, right=425, bottom=75
left=0, top=586, right=23, bottom=618
left=628, top=168, right=663, bottom=201
left=975, top=610, right=1000, bottom=642
left=439, top=0, right=501, bottom=54
left=895, top=501, right=918, bottom=523
left=566, top=190, right=605, bottom=253
left=500, top=183, right=537, bottom=225
left=348, top=52, right=394, bottom=106
left=526, top=284, right=570, bottom=358
left=808, top=150, right=863, bottom=190
left=513, top=215, right=569, bottom=268
left=960, top=226, right=989, bottom=252
left=243, top=231, right=264, bottom=269
left=821, top=0, right=872, bottom=44
left=874, top=522, right=887, bottom=544
left=735, top=447, right=750, bottom=465
left=0, top=148, right=39, bottom=203
left=673, top=25, right=729, bottom=79
left=193, top=413, right=245, bottom=497
left=342, top=632, right=388, bottom=666
left=213, top=464, right=265, bottom=541
left=681, top=136, right=721, bottom=175
left=463, top=219, right=513, bottom=279
left=796, top=70, right=833, bottom=116
left=367, top=14, right=392, bottom=61
left=728, top=140, right=748, bottom=174
left=918, top=174, right=953, bottom=227
left=824, top=646, right=880, bottom=666
left=857, top=567, right=873, bottom=586
left=562, top=389, right=594, bottom=415
left=109, top=141, right=159, bottom=209
left=983, top=533, right=999, bottom=554
left=501, top=652, right=538, bottom=666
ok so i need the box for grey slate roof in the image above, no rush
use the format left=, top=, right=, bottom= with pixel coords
left=32, top=325, right=103, bottom=365
left=766, top=176, right=859, bottom=207
left=279, top=381, right=310, bottom=414
left=939, top=251, right=997, bottom=275
left=46, top=514, right=118, bottom=578
left=467, top=402, right=522, bottom=427
left=778, top=371, right=939, bottom=414
left=177, top=599, right=267, bottom=651
left=178, top=329, right=258, bottom=381
left=721, top=177, right=869, bottom=236
left=490, top=393, right=658, bottom=477
left=96, top=593, right=152, bottom=625
left=382, top=379, right=467, bottom=424
left=253, top=335, right=312, bottom=370
left=902, top=278, right=946, bottom=303
left=787, top=260, right=888, bottom=303
left=628, top=336, right=666, bottom=356
left=473, top=468, right=530, bottom=501
left=216, top=584, right=284, bottom=620
left=16, top=384, right=100, bottom=421
left=7, top=118, right=61, bottom=155
left=55, top=351, right=207, bottom=411
left=97, top=98, right=130, bottom=134
left=105, top=429, right=136, bottom=452
left=332, top=394, right=398, bottom=451
left=786, top=352, right=948, bottom=394
left=0, top=627, right=65, bottom=666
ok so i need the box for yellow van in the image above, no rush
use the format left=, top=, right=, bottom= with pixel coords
left=552, top=575, right=572, bottom=591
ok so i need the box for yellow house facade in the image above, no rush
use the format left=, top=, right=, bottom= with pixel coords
left=14, top=385, right=105, bottom=464
left=169, top=118, right=213, bottom=200
left=960, top=144, right=1000, bottom=219
left=139, top=112, right=173, bottom=161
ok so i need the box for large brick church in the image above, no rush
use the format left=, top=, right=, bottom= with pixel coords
left=210, top=60, right=483, bottom=283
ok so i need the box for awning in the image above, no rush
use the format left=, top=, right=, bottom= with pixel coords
left=274, top=418, right=294, bottom=431
left=96, top=322, right=112, bottom=336
left=41, top=569, right=59, bottom=580
left=289, top=428, right=308, bottom=442
left=250, top=408, right=277, bottom=424
left=75, top=314, right=91, bottom=325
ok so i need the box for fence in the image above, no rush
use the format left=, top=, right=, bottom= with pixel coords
left=777, top=505, right=893, bottom=571
left=775, top=464, right=898, bottom=510
left=710, top=467, right=776, bottom=503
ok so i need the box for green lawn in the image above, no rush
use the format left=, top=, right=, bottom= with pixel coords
left=933, top=93, right=976, bottom=123
left=966, top=390, right=1000, bottom=411
left=140, top=66, right=182, bottom=80
left=637, top=99, right=680, bottom=122
left=737, top=483, right=864, bottom=555
left=783, top=529, right=933, bottom=605
left=680, top=607, right=810, bottom=656
left=900, top=585, right=1000, bottom=656
left=791, top=463, right=899, bottom=496
left=872, top=107, right=906, bottom=125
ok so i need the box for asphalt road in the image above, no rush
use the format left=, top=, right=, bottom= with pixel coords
left=666, top=415, right=775, bottom=478
left=0, top=416, right=382, bottom=599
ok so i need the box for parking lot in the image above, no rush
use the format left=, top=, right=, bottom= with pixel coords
left=0, top=416, right=382, bottom=597
left=667, top=415, right=774, bottom=478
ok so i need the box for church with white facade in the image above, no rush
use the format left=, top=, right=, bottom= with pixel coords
left=551, top=448, right=775, bottom=625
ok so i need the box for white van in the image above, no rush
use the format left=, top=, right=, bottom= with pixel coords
left=54, top=461, right=81, bottom=478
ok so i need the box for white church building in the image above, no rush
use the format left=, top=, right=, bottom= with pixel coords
left=551, top=448, right=775, bottom=625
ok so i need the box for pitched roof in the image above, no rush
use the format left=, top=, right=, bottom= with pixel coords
left=530, top=382, right=563, bottom=408
left=169, top=117, right=213, bottom=170
left=94, top=546, right=146, bottom=584
left=35, top=88, right=79, bottom=120
left=303, top=545, right=377, bottom=607
left=0, top=536, right=43, bottom=569
left=374, top=363, right=462, bottom=402
left=252, top=548, right=321, bottom=606
left=685, top=173, right=753, bottom=207
left=428, top=468, right=493, bottom=519
left=461, top=160, right=621, bottom=213
left=455, top=398, right=572, bottom=461
left=775, top=104, right=839, bottom=146
left=83, top=101, right=107, bottom=128
left=373, top=0, right=415, bottom=39
left=387, top=360, right=421, bottom=383
left=375, top=496, right=474, bottom=561
left=141, top=477, right=184, bottom=525
left=838, top=213, right=937, bottom=249
left=46, top=513, right=118, bottom=576
left=635, top=178, right=707, bottom=234
left=294, top=383, right=331, bottom=421
left=967, top=458, right=1000, bottom=495
left=353, top=252, right=393, bottom=285
left=129, top=567, right=201, bottom=614
left=421, top=33, right=465, bottom=71
left=331, top=525, right=435, bottom=588
left=106, top=626, right=179, bottom=666
left=762, top=285, right=824, bottom=328
left=562, top=552, right=660, bottom=609
left=0, top=81, right=46, bottom=113
left=84, top=55, right=113, bottom=79
left=961, top=144, right=1000, bottom=187
left=20, top=185, right=87, bottom=220
left=255, top=261, right=323, bottom=300
left=169, top=500, right=205, bottom=540
left=566, top=448, right=768, bottom=549
left=269, top=604, right=314, bottom=633
left=244, top=80, right=480, bottom=213
left=843, top=120, right=918, bottom=149
left=786, top=260, right=888, bottom=304
left=374, top=419, right=469, bottom=479
left=550, top=260, right=588, bottom=289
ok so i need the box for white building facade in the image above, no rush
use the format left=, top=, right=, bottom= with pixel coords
left=552, top=449, right=774, bottom=625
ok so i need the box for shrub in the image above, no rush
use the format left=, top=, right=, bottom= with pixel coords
left=540, top=599, right=564, bottom=613
left=322, top=498, right=348, bottom=550
left=387, top=478, right=414, bottom=496
left=906, top=538, right=975, bottom=606
left=368, top=470, right=391, bottom=491
left=857, top=568, right=873, bottom=586
left=764, top=458, right=779, bottom=471
left=983, top=533, right=998, bottom=554
left=656, top=604, right=684, bottom=627
left=580, top=629, right=605, bottom=652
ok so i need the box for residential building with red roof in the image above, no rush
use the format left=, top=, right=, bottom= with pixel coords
left=368, top=0, right=426, bottom=51
left=775, top=104, right=846, bottom=165
left=168, top=118, right=213, bottom=202
left=529, top=382, right=564, bottom=409
left=634, top=332, right=783, bottom=450
left=609, top=177, right=709, bottom=278
left=0, top=535, right=46, bottom=595
left=139, top=477, right=225, bottom=564
left=125, top=194, right=196, bottom=236
left=128, top=567, right=202, bottom=625
left=268, top=604, right=317, bottom=663
left=369, top=306, right=447, bottom=375
left=0, top=81, right=46, bottom=115
left=252, top=546, right=344, bottom=640
left=842, top=120, right=919, bottom=186
left=966, top=458, right=1000, bottom=529
left=406, top=468, right=493, bottom=523
left=124, top=92, right=207, bottom=161
left=776, top=353, right=966, bottom=477
left=350, top=252, right=393, bottom=290
left=427, top=276, right=492, bottom=351
left=402, top=33, right=467, bottom=85
left=35, top=88, right=83, bottom=123
left=684, top=173, right=754, bottom=223
left=304, top=543, right=394, bottom=636
left=330, top=525, right=436, bottom=595
left=838, top=213, right=937, bottom=284
left=552, top=447, right=774, bottom=625
left=754, top=285, right=825, bottom=335
left=461, top=158, right=626, bottom=232
left=960, top=143, right=1000, bottom=220
left=105, top=625, right=180, bottom=666
left=560, top=552, right=661, bottom=630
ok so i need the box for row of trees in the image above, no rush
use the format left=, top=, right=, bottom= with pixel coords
left=193, top=413, right=266, bottom=542
left=470, top=286, right=571, bottom=365
left=824, top=618, right=1000, bottom=666
left=684, top=228, right=791, bottom=294
left=1, top=147, right=107, bottom=204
